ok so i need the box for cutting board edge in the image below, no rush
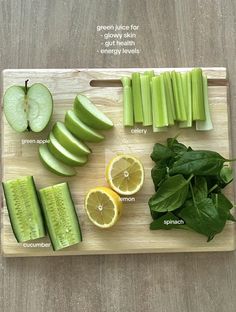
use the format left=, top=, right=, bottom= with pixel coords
left=2, top=244, right=235, bottom=258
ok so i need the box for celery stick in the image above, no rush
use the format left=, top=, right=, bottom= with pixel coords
left=144, top=70, right=155, bottom=78
left=162, top=73, right=174, bottom=125
left=132, top=72, right=143, bottom=123
left=140, top=74, right=152, bottom=126
left=164, top=72, right=176, bottom=120
left=196, top=74, right=213, bottom=131
left=179, top=72, right=192, bottom=128
left=192, top=68, right=206, bottom=120
left=153, top=125, right=168, bottom=132
left=171, top=71, right=183, bottom=121
left=151, top=76, right=168, bottom=128
left=121, top=76, right=131, bottom=87
left=176, top=72, right=187, bottom=121
left=150, top=76, right=166, bottom=132
left=121, top=77, right=134, bottom=126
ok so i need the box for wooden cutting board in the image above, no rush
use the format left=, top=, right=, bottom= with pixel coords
left=1, top=68, right=235, bottom=257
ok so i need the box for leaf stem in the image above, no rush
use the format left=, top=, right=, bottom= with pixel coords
left=208, top=184, right=218, bottom=194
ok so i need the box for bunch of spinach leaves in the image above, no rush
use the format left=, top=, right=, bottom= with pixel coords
left=149, top=137, right=236, bottom=241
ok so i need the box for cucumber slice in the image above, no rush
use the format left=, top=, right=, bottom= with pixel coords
left=2, top=176, right=46, bottom=242
left=39, top=144, right=76, bottom=177
left=52, top=121, right=91, bottom=156
left=39, top=182, right=82, bottom=251
left=48, top=132, right=88, bottom=167
left=74, top=94, right=113, bottom=130
left=65, top=110, right=104, bottom=142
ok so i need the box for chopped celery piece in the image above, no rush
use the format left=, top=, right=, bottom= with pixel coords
left=192, top=68, right=205, bottom=120
left=153, top=125, right=168, bottom=132
left=171, top=71, right=187, bottom=121
left=121, top=77, right=134, bottom=126
left=177, top=72, right=187, bottom=121
left=196, top=74, right=213, bottom=131
left=131, top=72, right=143, bottom=123
left=179, top=72, right=192, bottom=128
left=140, top=74, right=152, bottom=126
left=144, top=70, right=155, bottom=78
left=151, top=76, right=168, bottom=128
left=164, top=72, right=176, bottom=120
left=162, top=73, right=174, bottom=125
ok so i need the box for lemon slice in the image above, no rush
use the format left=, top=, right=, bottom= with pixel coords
left=85, top=187, right=123, bottom=228
left=106, top=155, right=144, bottom=195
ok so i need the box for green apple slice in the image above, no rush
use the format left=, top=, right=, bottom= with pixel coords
left=74, top=94, right=113, bottom=130
left=3, top=82, right=53, bottom=133
left=27, top=83, right=53, bottom=132
left=52, top=121, right=91, bottom=156
left=65, top=110, right=104, bottom=142
left=39, top=144, right=76, bottom=177
left=48, top=132, right=88, bottom=167
left=3, top=86, right=28, bottom=132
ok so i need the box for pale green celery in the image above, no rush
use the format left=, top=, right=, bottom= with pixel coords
left=164, top=72, right=176, bottom=120
left=179, top=72, right=192, bottom=128
left=151, top=75, right=168, bottom=128
left=171, top=71, right=187, bottom=121
left=121, top=77, right=134, bottom=126
left=196, top=74, right=213, bottom=131
left=144, top=70, right=155, bottom=78
left=140, top=74, right=152, bottom=126
left=153, top=125, right=168, bottom=132
left=132, top=73, right=143, bottom=123
left=191, top=68, right=205, bottom=120
left=176, top=72, right=187, bottom=121
left=162, top=73, right=174, bottom=125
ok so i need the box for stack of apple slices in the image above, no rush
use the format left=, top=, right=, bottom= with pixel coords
left=39, top=94, right=114, bottom=176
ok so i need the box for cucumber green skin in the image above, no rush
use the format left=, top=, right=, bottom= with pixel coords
left=38, top=182, right=82, bottom=251
left=39, top=144, right=76, bottom=177
left=52, top=122, right=91, bottom=156
left=2, top=176, right=46, bottom=243
left=74, top=95, right=113, bottom=130
left=65, top=110, right=104, bottom=143
left=48, top=133, right=88, bottom=167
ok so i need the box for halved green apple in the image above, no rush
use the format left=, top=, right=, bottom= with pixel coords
left=74, top=94, right=113, bottom=130
left=48, top=132, right=88, bottom=167
left=52, top=121, right=91, bottom=156
left=3, top=82, right=53, bottom=132
left=39, top=144, right=76, bottom=177
left=65, top=110, right=104, bottom=142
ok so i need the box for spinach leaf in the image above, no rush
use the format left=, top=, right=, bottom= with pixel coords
left=150, top=209, right=166, bottom=220
left=192, top=177, right=208, bottom=201
left=151, top=143, right=174, bottom=162
left=219, top=166, right=233, bottom=187
left=150, top=212, right=189, bottom=230
left=228, top=213, right=236, bottom=222
left=167, top=138, right=188, bottom=155
left=211, top=193, right=235, bottom=223
left=178, top=198, right=225, bottom=241
left=169, top=150, right=226, bottom=176
left=149, top=174, right=190, bottom=212
left=151, top=161, right=167, bottom=191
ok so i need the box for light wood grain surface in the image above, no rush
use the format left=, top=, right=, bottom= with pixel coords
left=1, top=68, right=235, bottom=256
left=0, top=0, right=236, bottom=311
